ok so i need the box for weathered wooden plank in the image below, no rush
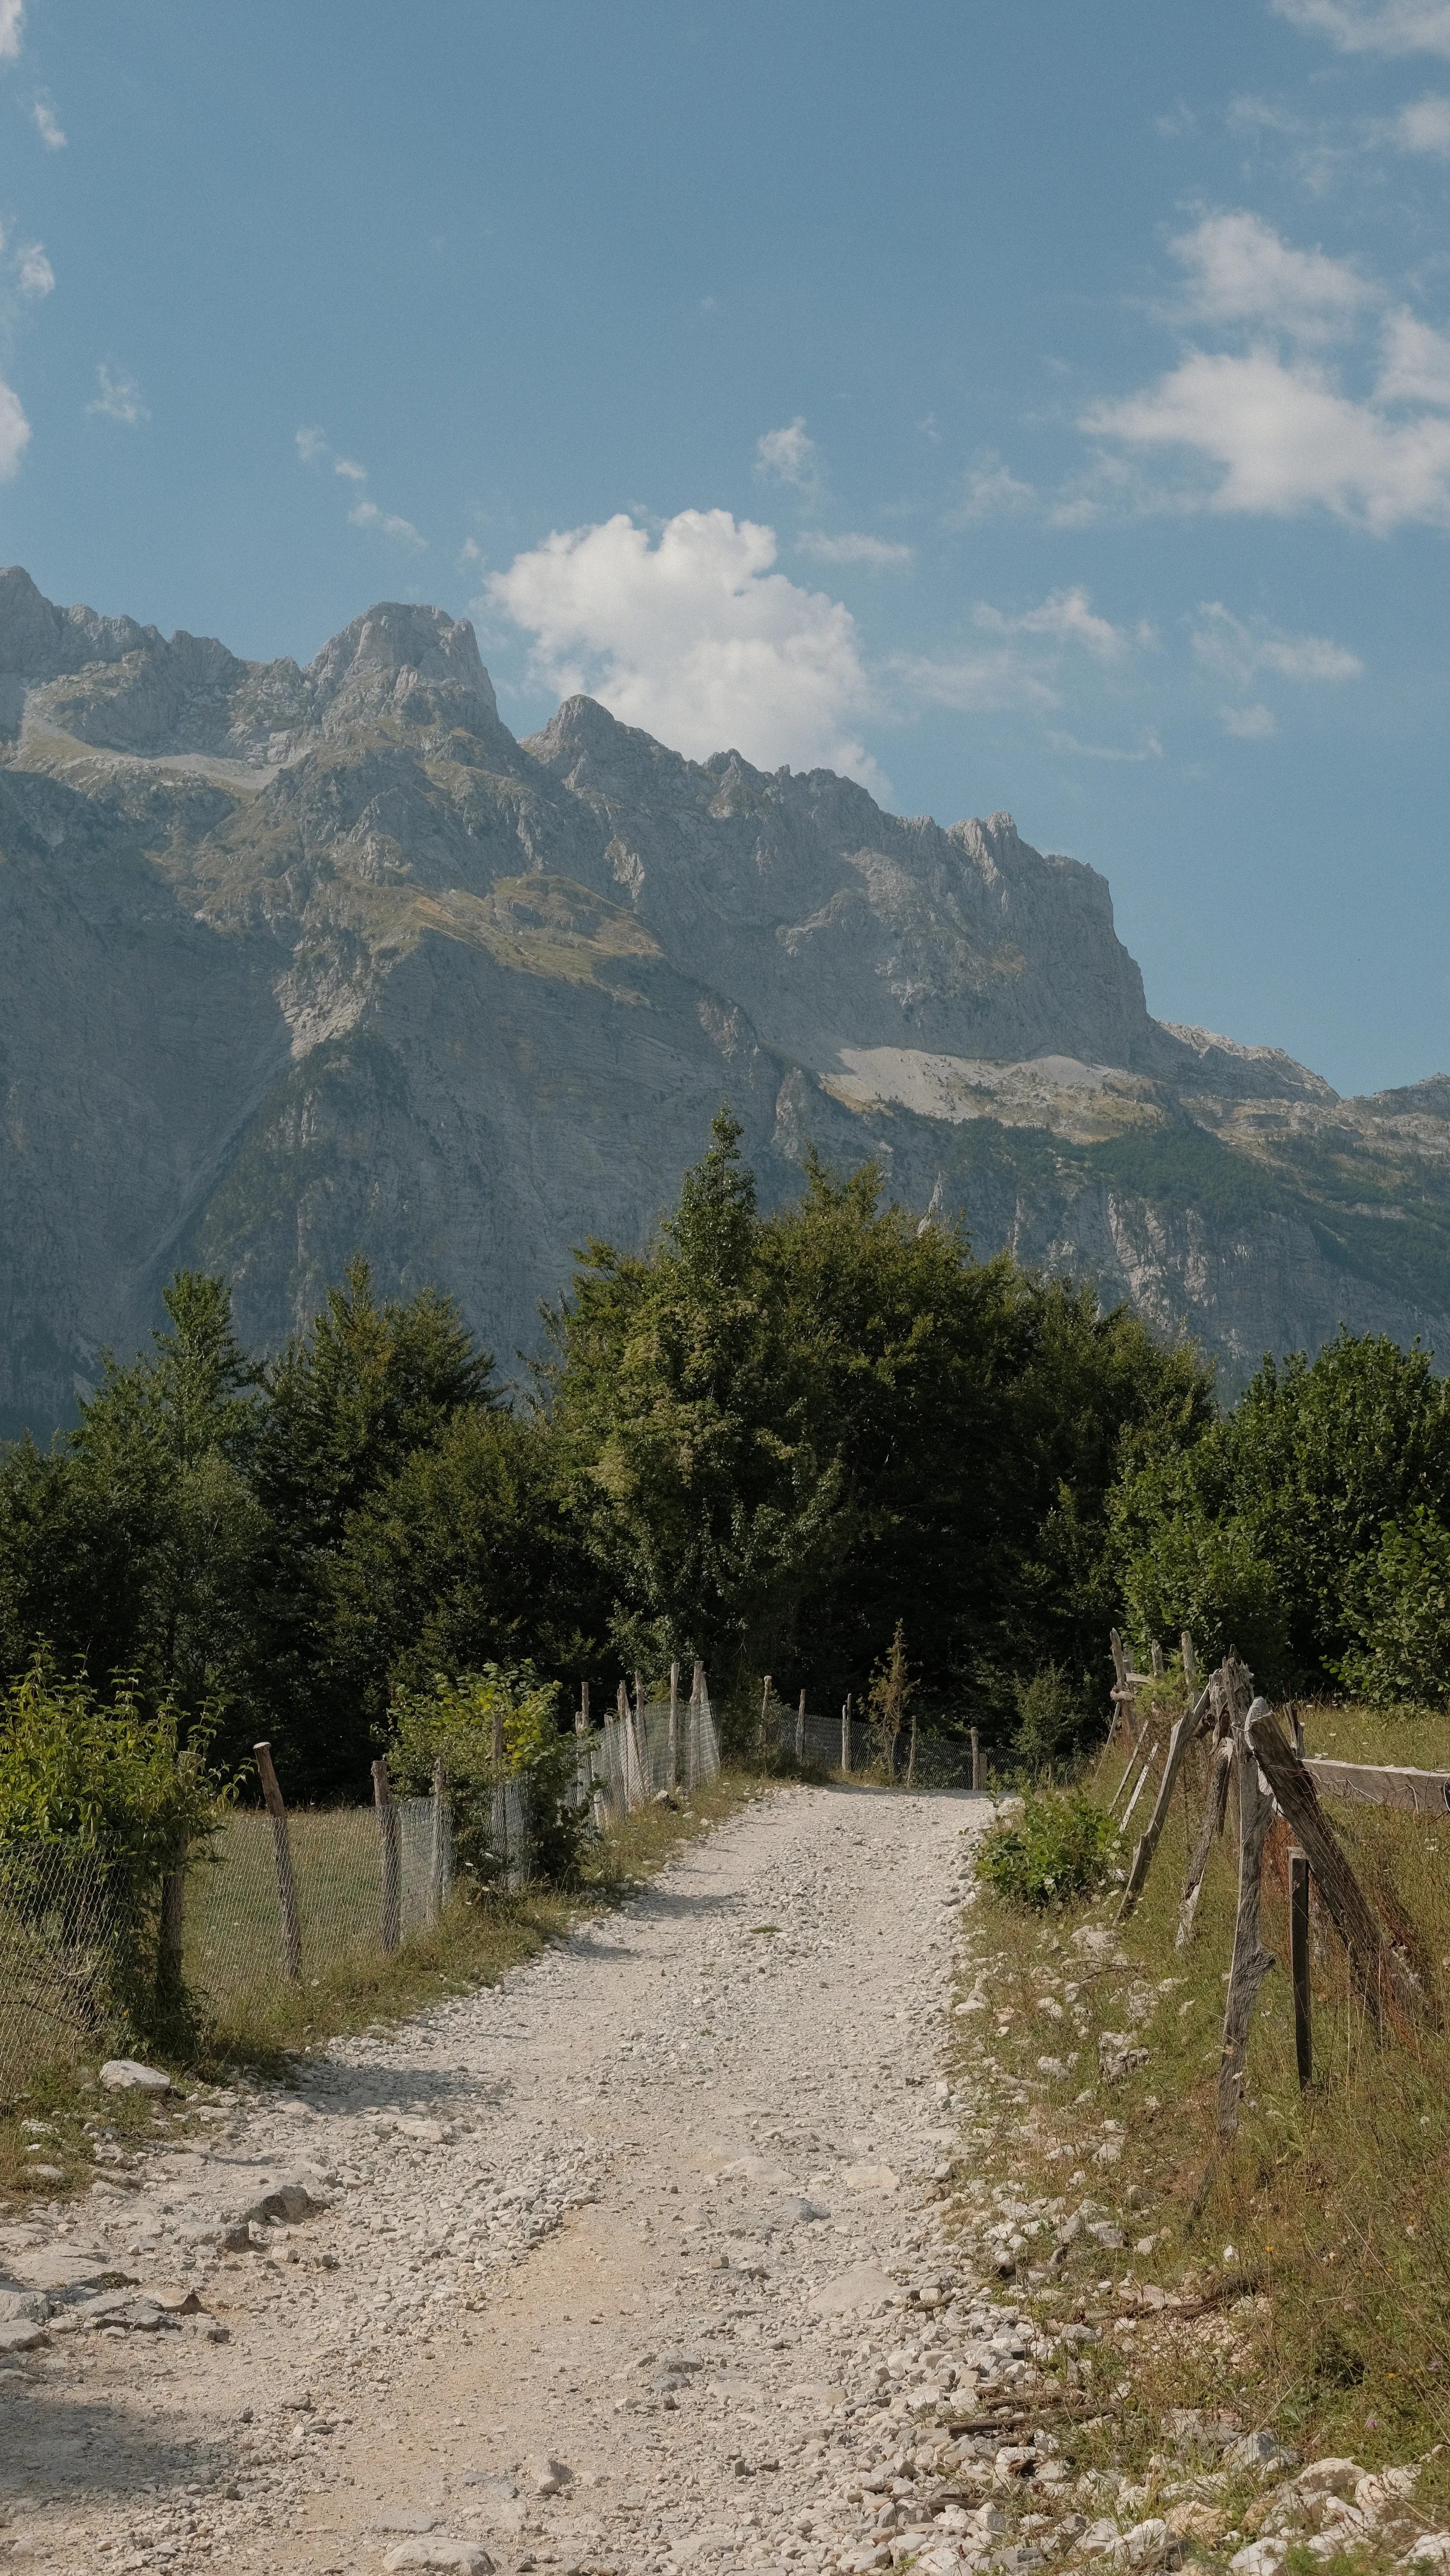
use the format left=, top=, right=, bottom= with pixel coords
left=1246, top=1707, right=1436, bottom=2030
left=1304, top=1758, right=1450, bottom=1815
left=1219, top=1694, right=1276, bottom=2143
left=1290, top=1848, right=1312, bottom=2090
left=1118, top=1684, right=1212, bottom=1920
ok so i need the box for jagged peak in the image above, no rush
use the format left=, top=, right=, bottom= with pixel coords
left=306, top=601, right=496, bottom=720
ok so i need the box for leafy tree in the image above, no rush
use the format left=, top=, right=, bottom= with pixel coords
left=1337, top=1507, right=1450, bottom=1707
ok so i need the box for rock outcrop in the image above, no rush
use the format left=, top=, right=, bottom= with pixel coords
left=0, top=566, right=1445, bottom=1433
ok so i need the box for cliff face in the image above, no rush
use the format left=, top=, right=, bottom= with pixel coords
left=1, top=565, right=1446, bottom=1432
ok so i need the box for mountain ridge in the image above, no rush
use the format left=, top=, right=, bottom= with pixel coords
left=1, top=566, right=1446, bottom=1435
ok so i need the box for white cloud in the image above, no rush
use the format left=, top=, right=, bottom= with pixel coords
left=1085, top=342, right=1450, bottom=528
left=1378, top=307, right=1450, bottom=402
left=487, top=506, right=882, bottom=785
left=15, top=240, right=51, bottom=298
left=1396, top=90, right=1450, bottom=148
left=1193, top=602, right=1362, bottom=684
left=1274, top=0, right=1450, bottom=52
left=333, top=453, right=367, bottom=482
left=1048, top=729, right=1163, bottom=761
left=31, top=99, right=64, bottom=149
left=87, top=365, right=148, bottom=426
left=796, top=530, right=914, bottom=567
left=348, top=497, right=426, bottom=547
left=756, top=417, right=820, bottom=489
left=948, top=456, right=1036, bottom=523
left=0, top=372, right=28, bottom=476
left=1170, top=211, right=1371, bottom=338
left=0, top=1, right=21, bottom=62
left=975, top=583, right=1137, bottom=661
left=1220, top=701, right=1279, bottom=736
left=296, top=425, right=328, bottom=464
left=896, top=647, right=1059, bottom=715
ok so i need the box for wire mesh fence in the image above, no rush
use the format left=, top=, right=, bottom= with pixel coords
left=183, top=1795, right=450, bottom=2024
left=770, top=1706, right=978, bottom=1788
left=0, top=1839, right=130, bottom=2096
left=581, top=1690, right=721, bottom=1830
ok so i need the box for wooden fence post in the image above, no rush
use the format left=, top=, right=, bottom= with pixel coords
left=907, top=1703, right=918, bottom=1788
left=494, top=1694, right=509, bottom=1860
left=1118, top=1685, right=1211, bottom=1919
left=1290, top=1847, right=1312, bottom=2089
left=795, top=1689, right=806, bottom=1767
left=669, top=1662, right=680, bottom=1789
left=254, top=1740, right=302, bottom=1980
left=372, top=1757, right=401, bottom=1953
left=1182, top=1632, right=1196, bottom=1690
left=1246, top=1704, right=1435, bottom=2030
left=761, top=1674, right=772, bottom=1762
left=841, top=1692, right=853, bottom=1776
left=971, top=1724, right=980, bottom=1794
left=157, top=1836, right=188, bottom=1996
left=691, top=1660, right=705, bottom=1792
left=1218, top=1693, right=1276, bottom=2144
left=1177, top=1723, right=1233, bottom=1949
left=577, top=1679, right=590, bottom=1738
left=429, top=1752, right=448, bottom=1925
left=1151, top=1638, right=1165, bottom=1680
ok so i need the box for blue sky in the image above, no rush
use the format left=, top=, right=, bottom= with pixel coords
left=2, top=2, right=1449, bottom=1096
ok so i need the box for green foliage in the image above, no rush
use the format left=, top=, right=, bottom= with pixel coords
left=1337, top=1506, right=1450, bottom=1707
left=975, top=1789, right=1125, bottom=1908
left=0, top=1654, right=232, bottom=2034
left=1109, top=1328, right=1450, bottom=1692
left=388, top=1664, right=584, bottom=1887
left=1011, top=1662, right=1084, bottom=1778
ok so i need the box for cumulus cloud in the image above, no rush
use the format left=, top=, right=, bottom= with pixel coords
left=1396, top=90, right=1450, bottom=148
left=31, top=99, right=64, bottom=149
left=486, top=507, right=881, bottom=784
left=795, top=530, right=913, bottom=567
left=948, top=456, right=1036, bottom=523
left=756, top=417, right=820, bottom=489
left=1273, top=0, right=1450, bottom=52
left=1220, top=701, right=1279, bottom=736
left=0, top=1, right=21, bottom=62
left=87, top=365, right=148, bottom=425
left=1192, top=601, right=1362, bottom=684
left=0, top=373, right=29, bottom=476
left=15, top=240, right=51, bottom=298
left=895, top=646, right=1059, bottom=715
left=348, top=497, right=426, bottom=547
left=1169, top=210, right=1372, bottom=338
left=1087, top=342, right=1450, bottom=528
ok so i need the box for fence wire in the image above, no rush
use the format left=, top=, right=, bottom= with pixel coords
left=0, top=1840, right=126, bottom=2095
left=772, top=1707, right=977, bottom=1788
left=581, top=1693, right=721, bottom=1830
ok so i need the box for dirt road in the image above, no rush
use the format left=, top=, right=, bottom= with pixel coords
left=0, top=1780, right=990, bottom=2574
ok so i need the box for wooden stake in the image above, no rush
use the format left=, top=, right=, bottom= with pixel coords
left=795, top=1688, right=806, bottom=1768
left=907, top=1704, right=918, bottom=1789
left=1118, top=1686, right=1211, bottom=1919
left=669, top=1661, right=680, bottom=1790
left=429, top=1752, right=448, bottom=1925
left=970, top=1724, right=980, bottom=1794
left=841, top=1693, right=852, bottom=1776
left=1182, top=1632, right=1196, bottom=1689
left=1290, top=1847, right=1312, bottom=2090
left=1151, top=1638, right=1165, bottom=1680
left=372, top=1757, right=402, bottom=1955
left=1178, top=1734, right=1233, bottom=1949
left=1218, top=1694, right=1276, bottom=2144
left=1246, top=1704, right=1436, bottom=2031
left=253, top=1740, right=302, bottom=1980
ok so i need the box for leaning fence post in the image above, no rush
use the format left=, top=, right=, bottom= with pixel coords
left=157, top=1835, right=189, bottom=1996
left=971, top=1724, right=981, bottom=1794
left=254, top=1741, right=302, bottom=1980
left=372, top=1758, right=402, bottom=1953
left=1290, top=1847, right=1312, bottom=2089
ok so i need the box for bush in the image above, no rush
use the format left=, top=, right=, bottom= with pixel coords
left=0, top=1653, right=231, bottom=2036
left=388, top=1663, right=586, bottom=1887
left=1337, top=1506, right=1450, bottom=1707
left=976, top=1788, right=1124, bottom=1909
left=1012, top=1663, right=1084, bottom=1777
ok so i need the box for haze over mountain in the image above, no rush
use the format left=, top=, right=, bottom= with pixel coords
left=2, top=566, right=1447, bottom=1437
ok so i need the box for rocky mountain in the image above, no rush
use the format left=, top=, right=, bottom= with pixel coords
left=2, top=564, right=1447, bottom=1437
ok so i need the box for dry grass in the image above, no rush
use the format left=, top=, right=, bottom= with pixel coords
left=944, top=1707, right=1450, bottom=2544
left=0, top=1767, right=762, bottom=2210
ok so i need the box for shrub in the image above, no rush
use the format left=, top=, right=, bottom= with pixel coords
left=0, top=1653, right=230, bottom=2037
left=1012, top=1662, right=1084, bottom=1777
left=388, top=1663, right=586, bottom=1887
left=1336, top=1506, right=1450, bottom=1707
left=976, top=1788, right=1124, bottom=1909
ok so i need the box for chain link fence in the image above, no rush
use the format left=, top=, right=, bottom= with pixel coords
left=771, top=1705, right=978, bottom=1788
left=581, top=1690, right=721, bottom=1829
left=0, top=1839, right=124, bottom=2096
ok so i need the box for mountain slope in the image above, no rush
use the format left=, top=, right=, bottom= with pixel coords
left=1, top=565, right=1446, bottom=1434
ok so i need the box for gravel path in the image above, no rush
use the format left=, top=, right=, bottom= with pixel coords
left=0, top=1780, right=1000, bottom=2576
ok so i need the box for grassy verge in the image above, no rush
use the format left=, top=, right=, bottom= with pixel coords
left=941, top=1708, right=1450, bottom=2555
left=0, top=1766, right=761, bottom=2209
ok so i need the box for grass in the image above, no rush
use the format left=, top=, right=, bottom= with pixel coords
left=941, top=1705, right=1450, bottom=2555
left=0, top=1766, right=759, bottom=2209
